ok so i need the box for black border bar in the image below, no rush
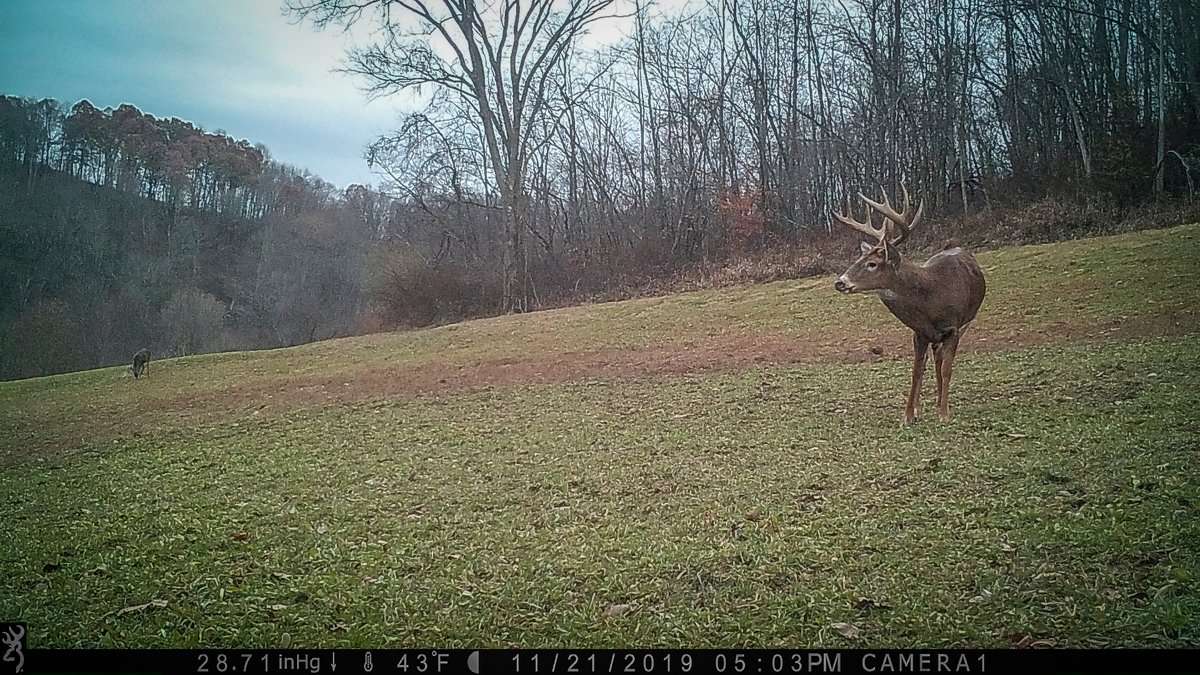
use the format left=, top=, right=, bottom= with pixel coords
left=16, top=648, right=1200, bottom=675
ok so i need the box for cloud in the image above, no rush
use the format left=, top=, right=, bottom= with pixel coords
left=0, top=0, right=400, bottom=187
left=0, top=0, right=696, bottom=187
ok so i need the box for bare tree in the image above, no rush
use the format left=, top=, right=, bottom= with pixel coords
left=287, top=0, right=620, bottom=311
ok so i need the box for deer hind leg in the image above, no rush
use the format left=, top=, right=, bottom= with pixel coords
left=905, top=334, right=931, bottom=426
left=935, top=332, right=962, bottom=422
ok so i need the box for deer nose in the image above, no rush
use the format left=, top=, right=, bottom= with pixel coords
left=834, top=278, right=850, bottom=293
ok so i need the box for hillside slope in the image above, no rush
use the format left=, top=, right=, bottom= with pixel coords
left=1, top=225, right=1198, bottom=647
left=3, top=223, right=1197, bottom=461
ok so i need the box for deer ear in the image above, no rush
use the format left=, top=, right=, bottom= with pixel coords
left=860, top=241, right=874, bottom=256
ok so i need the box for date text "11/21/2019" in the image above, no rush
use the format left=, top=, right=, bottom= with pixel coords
left=509, top=651, right=988, bottom=674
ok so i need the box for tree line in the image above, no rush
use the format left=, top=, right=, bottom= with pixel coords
left=2, top=0, right=1198, bottom=379
left=288, top=0, right=1199, bottom=313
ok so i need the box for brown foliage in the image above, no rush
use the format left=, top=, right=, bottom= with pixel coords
left=365, top=195, right=1200, bottom=332
left=717, top=189, right=767, bottom=254
left=368, top=246, right=502, bottom=328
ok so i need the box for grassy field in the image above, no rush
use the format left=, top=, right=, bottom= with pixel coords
left=2, top=224, right=1199, bottom=647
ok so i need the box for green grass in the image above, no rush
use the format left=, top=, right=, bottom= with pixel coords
left=1, top=225, right=1199, bottom=647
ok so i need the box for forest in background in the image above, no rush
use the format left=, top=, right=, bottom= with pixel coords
left=0, top=98, right=383, bottom=379
left=2, top=0, right=1199, bottom=380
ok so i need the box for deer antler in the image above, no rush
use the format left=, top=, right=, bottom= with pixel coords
left=859, top=181, right=924, bottom=246
left=833, top=194, right=888, bottom=241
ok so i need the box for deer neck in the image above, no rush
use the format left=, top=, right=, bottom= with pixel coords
left=883, top=256, right=934, bottom=300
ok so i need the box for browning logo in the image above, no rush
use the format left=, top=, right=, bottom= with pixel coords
left=0, top=624, right=23, bottom=674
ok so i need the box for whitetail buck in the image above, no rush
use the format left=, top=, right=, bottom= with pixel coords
left=833, top=184, right=986, bottom=424
left=130, top=348, right=151, bottom=379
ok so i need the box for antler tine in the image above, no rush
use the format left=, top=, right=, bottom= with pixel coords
left=898, top=181, right=925, bottom=231
left=832, top=194, right=887, bottom=241
left=879, top=183, right=901, bottom=242
left=859, top=188, right=902, bottom=226
left=859, top=181, right=924, bottom=246
left=907, top=196, right=925, bottom=234
left=899, top=179, right=925, bottom=242
left=878, top=184, right=894, bottom=211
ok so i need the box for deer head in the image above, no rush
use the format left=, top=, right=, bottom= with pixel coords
left=833, top=182, right=925, bottom=294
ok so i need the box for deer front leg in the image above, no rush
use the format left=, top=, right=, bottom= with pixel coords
left=905, top=334, right=930, bottom=425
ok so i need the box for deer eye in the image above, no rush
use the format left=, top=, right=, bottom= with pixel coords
left=865, top=261, right=879, bottom=271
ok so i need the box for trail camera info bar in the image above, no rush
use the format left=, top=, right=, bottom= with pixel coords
left=8, top=647, right=1198, bottom=674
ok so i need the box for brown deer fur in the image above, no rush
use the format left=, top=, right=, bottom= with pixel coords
left=130, top=348, right=151, bottom=379
left=833, top=185, right=986, bottom=424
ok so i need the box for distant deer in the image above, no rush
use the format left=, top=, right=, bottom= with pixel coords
left=130, top=348, right=151, bottom=379
left=832, top=183, right=986, bottom=424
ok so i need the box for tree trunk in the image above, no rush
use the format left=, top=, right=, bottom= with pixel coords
left=1155, top=0, right=1165, bottom=196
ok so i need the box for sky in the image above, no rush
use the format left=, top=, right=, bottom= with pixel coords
left=0, top=1, right=408, bottom=188
left=0, top=0, right=690, bottom=190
